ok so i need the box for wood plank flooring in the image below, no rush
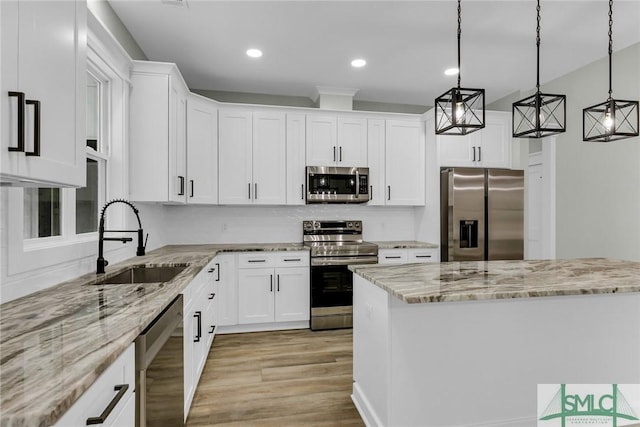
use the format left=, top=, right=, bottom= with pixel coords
left=186, top=328, right=364, bottom=427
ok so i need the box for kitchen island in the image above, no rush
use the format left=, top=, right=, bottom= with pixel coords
left=349, top=259, right=640, bottom=427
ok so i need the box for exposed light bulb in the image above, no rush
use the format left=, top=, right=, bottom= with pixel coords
left=603, top=111, right=614, bottom=131
left=455, top=102, right=465, bottom=122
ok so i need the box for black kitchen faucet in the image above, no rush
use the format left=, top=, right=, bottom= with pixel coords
left=97, top=199, right=147, bottom=274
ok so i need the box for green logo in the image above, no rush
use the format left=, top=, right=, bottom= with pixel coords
left=539, top=384, right=639, bottom=427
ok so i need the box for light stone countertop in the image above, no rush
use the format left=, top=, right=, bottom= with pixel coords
left=0, top=243, right=307, bottom=427
left=349, top=258, right=640, bottom=304
left=373, top=240, right=439, bottom=249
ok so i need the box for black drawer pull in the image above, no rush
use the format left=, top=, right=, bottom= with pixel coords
left=194, top=311, right=202, bottom=342
left=86, top=384, right=129, bottom=425
left=385, top=256, right=402, bottom=259
left=248, top=259, right=266, bottom=263
left=209, top=325, right=215, bottom=334
left=8, top=91, right=25, bottom=152
left=215, top=263, right=220, bottom=281
left=283, top=258, right=301, bottom=262
left=415, top=255, right=432, bottom=258
left=25, top=99, right=40, bottom=156
left=208, top=293, right=215, bottom=300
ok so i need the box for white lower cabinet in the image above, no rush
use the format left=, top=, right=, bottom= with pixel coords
left=183, top=258, right=218, bottom=419
left=378, top=248, right=439, bottom=264
left=213, top=253, right=238, bottom=326
left=237, top=252, right=310, bottom=326
left=54, top=344, right=135, bottom=427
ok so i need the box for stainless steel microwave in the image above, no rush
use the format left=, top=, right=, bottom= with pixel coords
left=306, top=166, right=370, bottom=204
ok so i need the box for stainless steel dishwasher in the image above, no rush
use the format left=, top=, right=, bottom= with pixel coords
left=135, top=294, right=184, bottom=427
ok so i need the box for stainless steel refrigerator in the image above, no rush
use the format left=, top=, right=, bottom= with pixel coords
left=440, top=167, right=524, bottom=261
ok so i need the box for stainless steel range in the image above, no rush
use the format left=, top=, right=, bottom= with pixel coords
left=303, top=220, right=378, bottom=330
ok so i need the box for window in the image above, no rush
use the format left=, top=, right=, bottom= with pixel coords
left=23, top=71, right=108, bottom=241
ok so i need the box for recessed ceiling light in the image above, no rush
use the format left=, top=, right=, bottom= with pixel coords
left=351, top=59, right=367, bottom=68
left=444, top=67, right=459, bottom=76
left=246, top=48, right=263, bottom=58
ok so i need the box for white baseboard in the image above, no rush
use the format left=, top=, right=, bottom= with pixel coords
left=216, top=321, right=309, bottom=334
left=352, top=382, right=384, bottom=427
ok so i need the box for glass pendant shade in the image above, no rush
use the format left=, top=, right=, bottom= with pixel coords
left=435, top=88, right=485, bottom=135
left=513, top=92, right=566, bottom=138
left=583, top=98, right=639, bottom=142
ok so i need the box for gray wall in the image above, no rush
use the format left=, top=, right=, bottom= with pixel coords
left=87, top=0, right=147, bottom=60
left=492, top=43, right=640, bottom=261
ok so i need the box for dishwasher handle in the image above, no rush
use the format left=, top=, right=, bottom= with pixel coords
left=135, top=294, right=183, bottom=370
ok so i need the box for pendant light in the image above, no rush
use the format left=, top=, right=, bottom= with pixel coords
left=435, top=0, right=485, bottom=135
left=583, top=0, right=639, bottom=142
left=512, top=0, right=566, bottom=138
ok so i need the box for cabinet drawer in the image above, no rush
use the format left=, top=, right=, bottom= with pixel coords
left=54, top=344, right=135, bottom=426
left=407, top=248, right=439, bottom=263
left=378, top=249, right=407, bottom=264
left=238, top=253, right=275, bottom=268
left=274, top=251, right=309, bottom=267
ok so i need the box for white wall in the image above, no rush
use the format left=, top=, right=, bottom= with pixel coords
left=161, top=204, right=418, bottom=244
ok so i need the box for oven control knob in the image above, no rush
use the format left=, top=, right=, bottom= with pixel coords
left=347, top=222, right=353, bottom=228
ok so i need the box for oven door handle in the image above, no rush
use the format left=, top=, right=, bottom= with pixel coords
left=311, top=256, right=379, bottom=266
left=355, top=170, right=359, bottom=199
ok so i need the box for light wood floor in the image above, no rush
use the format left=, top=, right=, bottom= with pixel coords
left=186, top=328, right=364, bottom=427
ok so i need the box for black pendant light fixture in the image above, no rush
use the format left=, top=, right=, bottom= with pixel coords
left=435, top=0, right=485, bottom=135
left=512, top=0, right=566, bottom=138
left=583, top=0, right=639, bottom=142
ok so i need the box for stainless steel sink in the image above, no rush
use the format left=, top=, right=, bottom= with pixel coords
left=93, top=264, right=188, bottom=285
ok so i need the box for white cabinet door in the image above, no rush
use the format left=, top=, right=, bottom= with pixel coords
left=275, top=267, right=310, bottom=322
left=1, top=0, right=86, bottom=187
left=385, top=120, right=425, bottom=206
left=238, top=268, right=275, bottom=324
left=306, top=115, right=337, bottom=166
left=214, top=254, right=238, bottom=326
left=187, top=94, right=218, bottom=204
left=367, top=119, right=386, bottom=205
left=253, top=112, right=286, bottom=205
left=286, top=114, right=306, bottom=205
left=437, top=135, right=474, bottom=167
left=218, top=109, right=253, bottom=204
left=479, top=113, right=511, bottom=169
left=337, top=117, right=367, bottom=166
left=169, top=78, right=188, bottom=203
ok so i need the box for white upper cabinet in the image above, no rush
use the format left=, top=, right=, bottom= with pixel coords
left=286, top=114, right=306, bottom=205
left=129, top=61, right=188, bottom=203
left=1, top=0, right=87, bottom=187
left=368, top=118, right=425, bottom=206
left=187, top=94, right=218, bottom=204
left=218, top=109, right=286, bottom=205
left=437, top=111, right=513, bottom=169
left=306, top=115, right=367, bottom=167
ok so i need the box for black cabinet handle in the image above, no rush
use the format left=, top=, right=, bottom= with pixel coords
left=478, top=146, right=481, bottom=162
left=283, top=258, right=301, bottom=262
left=339, top=146, right=342, bottom=162
left=415, top=255, right=432, bottom=258
left=208, top=267, right=215, bottom=273
left=277, top=274, right=280, bottom=292
left=387, top=186, right=391, bottom=201
left=215, top=263, right=220, bottom=281
left=270, top=274, right=273, bottom=292
left=209, top=325, right=215, bottom=334
left=8, top=91, right=25, bottom=152
left=301, top=184, right=304, bottom=200
left=473, top=146, right=476, bottom=162
left=248, top=183, right=251, bottom=199
left=248, top=259, right=266, bottom=263
left=25, top=100, right=40, bottom=157
left=194, top=311, right=202, bottom=342
left=208, top=293, right=215, bottom=300
left=190, top=180, right=194, bottom=198
left=333, top=146, right=336, bottom=161
left=178, top=176, right=185, bottom=196
left=254, top=183, right=257, bottom=200
left=86, top=384, right=129, bottom=425
left=385, top=255, right=402, bottom=259
left=370, top=185, right=373, bottom=200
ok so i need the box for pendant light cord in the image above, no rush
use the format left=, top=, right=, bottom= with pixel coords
left=536, top=0, right=541, bottom=93
left=457, top=0, right=461, bottom=89
left=608, top=0, right=613, bottom=100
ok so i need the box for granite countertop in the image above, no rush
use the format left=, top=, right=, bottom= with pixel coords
left=373, top=240, right=439, bottom=249
left=0, top=243, right=307, bottom=427
left=349, top=258, right=640, bottom=304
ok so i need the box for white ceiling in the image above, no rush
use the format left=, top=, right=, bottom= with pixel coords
left=108, top=0, right=640, bottom=106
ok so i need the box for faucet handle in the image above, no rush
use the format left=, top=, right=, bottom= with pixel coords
left=136, top=230, right=148, bottom=256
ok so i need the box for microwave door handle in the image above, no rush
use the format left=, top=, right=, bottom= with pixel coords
left=355, top=170, right=359, bottom=199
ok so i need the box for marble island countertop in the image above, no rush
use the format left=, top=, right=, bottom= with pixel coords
left=0, top=243, right=307, bottom=427
left=349, top=258, right=640, bottom=304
